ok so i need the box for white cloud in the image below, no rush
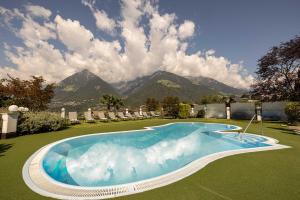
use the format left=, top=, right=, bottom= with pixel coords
left=94, top=10, right=117, bottom=33
left=0, top=6, right=25, bottom=32
left=0, top=1, right=254, bottom=88
left=82, top=0, right=117, bottom=34
left=55, top=15, right=93, bottom=52
left=25, top=5, right=52, bottom=19
left=18, top=18, right=56, bottom=47
left=178, top=20, right=195, bottom=39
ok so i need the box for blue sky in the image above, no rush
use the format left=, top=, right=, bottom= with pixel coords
left=0, top=0, right=299, bottom=88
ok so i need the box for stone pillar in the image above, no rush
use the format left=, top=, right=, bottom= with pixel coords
left=139, top=107, right=143, bottom=116
left=125, top=108, right=129, bottom=115
left=226, top=106, right=231, bottom=120
left=61, top=108, right=65, bottom=118
left=1, top=105, right=21, bottom=139
left=204, top=105, right=207, bottom=118
left=1, top=113, right=19, bottom=139
left=256, top=106, right=262, bottom=121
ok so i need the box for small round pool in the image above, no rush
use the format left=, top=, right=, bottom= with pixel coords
left=23, top=122, right=288, bottom=200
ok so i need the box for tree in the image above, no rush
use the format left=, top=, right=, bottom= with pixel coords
left=112, top=96, right=124, bottom=111
left=0, top=78, right=12, bottom=107
left=100, top=94, right=124, bottom=111
left=145, top=97, right=159, bottom=111
left=284, top=102, right=300, bottom=124
left=178, top=103, right=191, bottom=118
left=251, top=35, right=300, bottom=101
left=0, top=75, right=55, bottom=111
left=161, top=96, right=179, bottom=118
left=199, top=95, right=225, bottom=104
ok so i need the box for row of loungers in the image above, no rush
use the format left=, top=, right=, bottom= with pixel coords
left=68, top=111, right=160, bottom=123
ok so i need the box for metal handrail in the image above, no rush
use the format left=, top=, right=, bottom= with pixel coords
left=239, top=114, right=256, bottom=140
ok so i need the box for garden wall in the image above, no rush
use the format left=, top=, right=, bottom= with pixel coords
left=262, top=102, right=287, bottom=121
left=201, top=101, right=288, bottom=121
left=205, top=103, right=226, bottom=118
left=231, top=103, right=256, bottom=119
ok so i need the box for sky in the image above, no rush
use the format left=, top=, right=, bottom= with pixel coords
left=0, top=0, right=299, bottom=89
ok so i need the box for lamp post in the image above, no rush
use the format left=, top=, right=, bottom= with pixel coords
left=256, top=105, right=262, bottom=121
left=139, top=107, right=143, bottom=116
left=61, top=108, right=66, bottom=118
left=225, top=98, right=231, bottom=120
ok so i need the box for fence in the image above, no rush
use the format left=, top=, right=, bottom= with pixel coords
left=205, top=104, right=226, bottom=119
left=262, top=102, right=287, bottom=121
left=231, top=103, right=256, bottom=120
left=200, top=101, right=288, bottom=121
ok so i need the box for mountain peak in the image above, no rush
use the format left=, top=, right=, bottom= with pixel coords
left=51, top=69, right=119, bottom=111
left=150, top=70, right=175, bottom=78
left=78, top=69, right=98, bottom=78
left=80, top=69, right=90, bottom=73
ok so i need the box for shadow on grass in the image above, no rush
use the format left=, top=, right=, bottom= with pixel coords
left=267, top=126, right=298, bottom=135
left=0, top=143, right=13, bottom=156
left=263, top=120, right=286, bottom=124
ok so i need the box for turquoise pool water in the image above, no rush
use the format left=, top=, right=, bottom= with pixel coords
left=42, top=122, right=270, bottom=187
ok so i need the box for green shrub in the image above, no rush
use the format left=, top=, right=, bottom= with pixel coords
left=197, top=109, right=205, bottom=118
left=178, top=103, right=191, bottom=119
left=162, top=96, right=179, bottom=118
left=17, top=112, right=69, bottom=134
left=284, top=102, right=300, bottom=124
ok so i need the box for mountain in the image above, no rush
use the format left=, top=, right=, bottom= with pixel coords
left=116, top=71, right=217, bottom=106
left=186, top=76, right=247, bottom=95
left=50, top=69, right=247, bottom=111
left=50, top=69, right=119, bottom=111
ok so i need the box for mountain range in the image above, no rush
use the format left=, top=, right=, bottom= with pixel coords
left=50, top=69, right=247, bottom=111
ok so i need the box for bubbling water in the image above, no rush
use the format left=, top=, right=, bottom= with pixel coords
left=66, top=133, right=200, bottom=186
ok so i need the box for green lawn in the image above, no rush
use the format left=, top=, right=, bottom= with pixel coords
left=0, top=118, right=299, bottom=200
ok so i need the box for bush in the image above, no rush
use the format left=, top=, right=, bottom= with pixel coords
left=178, top=103, right=191, bottom=119
left=285, top=102, right=300, bottom=124
left=17, top=112, right=69, bottom=134
left=197, top=109, right=205, bottom=118
left=161, top=96, right=179, bottom=118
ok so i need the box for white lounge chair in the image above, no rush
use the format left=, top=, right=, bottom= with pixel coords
left=150, top=111, right=160, bottom=117
left=84, top=112, right=95, bottom=123
left=142, top=112, right=151, bottom=118
left=98, top=111, right=108, bottom=122
left=68, top=112, right=80, bottom=124
left=117, top=112, right=128, bottom=120
left=108, top=112, right=119, bottom=121
left=134, top=111, right=144, bottom=119
left=125, top=112, right=135, bottom=120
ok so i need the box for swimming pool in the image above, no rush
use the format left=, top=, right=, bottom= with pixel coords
left=23, top=122, right=289, bottom=199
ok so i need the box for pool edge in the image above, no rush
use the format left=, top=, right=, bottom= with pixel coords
left=22, top=122, right=290, bottom=200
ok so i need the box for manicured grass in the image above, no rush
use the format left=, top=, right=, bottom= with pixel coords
left=0, top=118, right=299, bottom=200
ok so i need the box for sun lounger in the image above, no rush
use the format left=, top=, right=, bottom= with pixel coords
left=125, top=112, right=135, bottom=120
left=68, top=112, right=80, bottom=124
left=117, top=112, right=128, bottom=120
left=150, top=111, right=160, bottom=117
left=142, top=112, right=151, bottom=118
left=108, top=112, right=119, bottom=121
left=134, top=111, right=144, bottom=119
left=84, top=111, right=95, bottom=123
left=98, top=111, right=108, bottom=122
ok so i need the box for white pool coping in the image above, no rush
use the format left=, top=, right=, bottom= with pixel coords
left=22, top=122, right=290, bottom=200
